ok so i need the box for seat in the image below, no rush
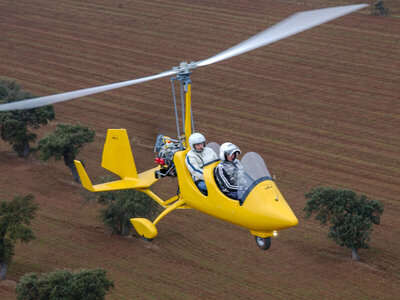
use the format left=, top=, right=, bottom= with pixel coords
left=207, top=142, right=220, bottom=157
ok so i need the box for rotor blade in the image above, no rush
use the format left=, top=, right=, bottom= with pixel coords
left=196, top=4, right=368, bottom=67
left=0, top=69, right=178, bottom=111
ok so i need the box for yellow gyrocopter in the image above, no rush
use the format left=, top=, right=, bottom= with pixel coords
left=0, top=4, right=367, bottom=250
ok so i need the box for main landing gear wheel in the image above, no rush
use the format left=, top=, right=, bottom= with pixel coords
left=255, top=236, right=271, bottom=250
left=141, top=236, right=153, bottom=242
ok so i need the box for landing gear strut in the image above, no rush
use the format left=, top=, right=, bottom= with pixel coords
left=255, top=236, right=271, bottom=250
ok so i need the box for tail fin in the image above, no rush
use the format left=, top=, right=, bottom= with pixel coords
left=74, top=129, right=160, bottom=192
left=75, top=160, right=95, bottom=192
left=102, top=129, right=138, bottom=178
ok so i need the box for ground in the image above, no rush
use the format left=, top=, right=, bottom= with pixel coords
left=0, top=0, right=399, bottom=299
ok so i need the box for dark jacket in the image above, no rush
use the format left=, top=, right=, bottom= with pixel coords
left=214, top=160, right=247, bottom=195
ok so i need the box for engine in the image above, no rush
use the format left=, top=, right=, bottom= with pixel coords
left=153, top=134, right=183, bottom=178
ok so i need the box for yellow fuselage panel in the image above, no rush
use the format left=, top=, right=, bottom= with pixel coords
left=173, top=150, right=298, bottom=234
left=239, top=181, right=298, bottom=231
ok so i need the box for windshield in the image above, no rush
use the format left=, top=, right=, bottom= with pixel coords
left=237, top=152, right=272, bottom=201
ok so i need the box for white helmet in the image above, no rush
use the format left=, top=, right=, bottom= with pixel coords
left=219, top=142, right=241, bottom=161
left=189, top=133, right=206, bottom=152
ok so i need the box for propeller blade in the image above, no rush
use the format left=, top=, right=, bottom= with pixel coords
left=196, top=4, right=368, bottom=67
left=0, top=69, right=178, bottom=111
left=0, top=4, right=367, bottom=112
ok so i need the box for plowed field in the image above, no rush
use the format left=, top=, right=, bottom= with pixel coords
left=1, top=0, right=399, bottom=299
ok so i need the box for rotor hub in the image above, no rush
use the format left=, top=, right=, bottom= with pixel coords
left=173, top=61, right=197, bottom=74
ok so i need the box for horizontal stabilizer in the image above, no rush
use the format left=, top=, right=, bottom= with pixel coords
left=74, top=129, right=161, bottom=192
left=74, top=160, right=160, bottom=192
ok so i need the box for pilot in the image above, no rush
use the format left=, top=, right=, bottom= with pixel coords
left=185, top=133, right=218, bottom=195
left=214, top=142, right=246, bottom=200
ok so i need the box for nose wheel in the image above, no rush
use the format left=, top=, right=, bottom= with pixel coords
left=255, top=236, right=271, bottom=250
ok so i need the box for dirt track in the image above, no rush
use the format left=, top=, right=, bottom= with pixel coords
left=1, top=0, right=400, bottom=299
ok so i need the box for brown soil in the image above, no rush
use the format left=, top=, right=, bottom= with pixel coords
left=1, top=0, right=399, bottom=299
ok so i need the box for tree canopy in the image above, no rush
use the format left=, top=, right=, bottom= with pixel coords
left=86, top=184, right=160, bottom=236
left=371, top=0, right=389, bottom=16
left=0, top=194, right=38, bottom=280
left=38, top=123, right=95, bottom=182
left=0, top=78, right=55, bottom=157
left=304, top=187, right=384, bottom=261
left=16, top=268, right=114, bottom=300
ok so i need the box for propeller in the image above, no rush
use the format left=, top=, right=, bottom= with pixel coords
left=195, top=4, right=368, bottom=67
left=0, top=4, right=367, bottom=112
left=0, top=70, right=178, bottom=111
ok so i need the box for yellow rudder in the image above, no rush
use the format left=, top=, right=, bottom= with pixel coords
left=74, top=160, right=95, bottom=192
left=102, top=129, right=138, bottom=178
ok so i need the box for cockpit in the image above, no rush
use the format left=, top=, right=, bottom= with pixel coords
left=208, top=142, right=273, bottom=205
left=236, top=152, right=273, bottom=203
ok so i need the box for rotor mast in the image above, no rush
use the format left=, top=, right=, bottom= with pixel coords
left=184, top=80, right=192, bottom=142
left=171, top=61, right=196, bottom=148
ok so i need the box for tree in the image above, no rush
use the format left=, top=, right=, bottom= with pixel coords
left=0, top=194, right=38, bottom=280
left=38, top=124, right=95, bottom=183
left=371, top=0, right=389, bottom=16
left=87, top=185, right=160, bottom=236
left=15, top=268, right=114, bottom=300
left=0, top=78, right=55, bottom=157
left=304, top=187, right=384, bottom=261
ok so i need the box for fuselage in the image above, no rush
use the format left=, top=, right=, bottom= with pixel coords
left=174, top=150, right=298, bottom=238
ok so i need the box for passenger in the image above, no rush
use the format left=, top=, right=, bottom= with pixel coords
left=214, top=142, right=246, bottom=200
left=185, top=133, right=218, bottom=195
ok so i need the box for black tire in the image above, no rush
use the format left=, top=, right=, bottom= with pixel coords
left=141, top=236, right=153, bottom=242
left=255, top=236, right=271, bottom=250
